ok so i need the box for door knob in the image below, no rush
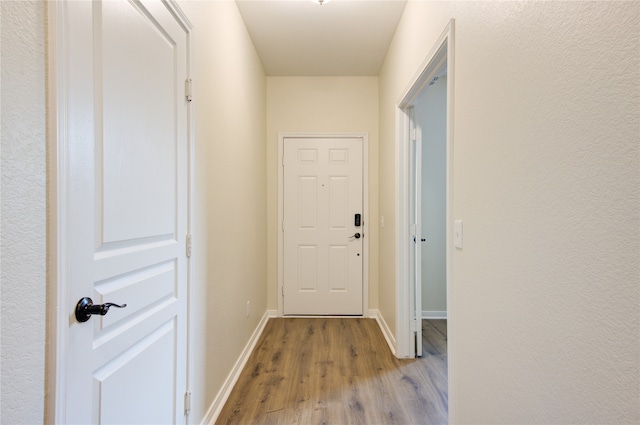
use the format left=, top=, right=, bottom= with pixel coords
left=350, top=232, right=361, bottom=239
left=75, top=297, right=127, bottom=323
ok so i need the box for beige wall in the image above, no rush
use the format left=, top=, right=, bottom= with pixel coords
left=379, top=1, right=639, bottom=423
left=266, top=77, right=379, bottom=312
left=178, top=1, right=267, bottom=422
left=1, top=1, right=47, bottom=423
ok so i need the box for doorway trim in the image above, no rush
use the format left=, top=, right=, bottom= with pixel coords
left=277, top=133, right=369, bottom=317
left=45, top=2, right=194, bottom=422
left=395, top=19, right=454, bottom=362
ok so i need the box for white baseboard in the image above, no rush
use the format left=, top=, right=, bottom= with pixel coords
left=422, top=310, right=447, bottom=319
left=200, top=310, right=271, bottom=425
left=370, top=309, right=396, bottom=356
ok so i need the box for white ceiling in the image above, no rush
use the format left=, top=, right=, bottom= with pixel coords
left=235, top=0, right=408, bottom=76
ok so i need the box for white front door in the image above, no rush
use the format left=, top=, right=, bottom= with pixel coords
left=56, top=1, right=191, bottom=423
left=283, top=137, right=363, bottom=315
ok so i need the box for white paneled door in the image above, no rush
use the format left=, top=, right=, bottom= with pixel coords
left=57, top=1, right=190, bottom=423
left=283, top=137, right=363, bottom=315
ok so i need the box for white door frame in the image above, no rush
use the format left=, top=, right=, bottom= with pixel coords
left=278, top=133, right=369, bottom=317
left=395, top=20, right=454, bottom=361
left=45, top=2, right=194, bottom=422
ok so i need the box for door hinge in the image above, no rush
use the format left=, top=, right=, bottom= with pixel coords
left=186, top=234, right=192, bottom=258
left=411, top=319, right=418, bottom=333
left=185, top=78, right=193, bottom=102
left=410, top=128, right=416, bottom=141
left=184, top=391, right=191, bottom=416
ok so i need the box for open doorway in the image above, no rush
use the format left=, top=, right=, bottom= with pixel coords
left=415, top=69, right=448, bottom=358
left=395, top=18, right=454, bottom=386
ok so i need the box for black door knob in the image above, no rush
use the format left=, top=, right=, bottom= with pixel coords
left=350, top=232, right=361, bottom=239
left=75, top=297, right=127, bottom=323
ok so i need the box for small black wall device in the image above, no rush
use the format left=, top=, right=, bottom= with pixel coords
left=354, top=214, right=361, bottom=227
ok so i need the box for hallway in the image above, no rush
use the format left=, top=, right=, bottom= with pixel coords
left=2, top=1, right=638, bottom=423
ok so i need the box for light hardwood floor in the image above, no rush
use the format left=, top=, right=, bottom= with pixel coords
left=215, top=318, right=448, bottom=425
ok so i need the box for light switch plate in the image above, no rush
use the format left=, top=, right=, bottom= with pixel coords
left=454, top=220, right=463, bottom=249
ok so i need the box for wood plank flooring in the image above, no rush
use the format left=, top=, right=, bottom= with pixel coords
left=215, top=318, right=447, bottom=425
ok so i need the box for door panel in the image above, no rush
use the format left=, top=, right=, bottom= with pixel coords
left=100, top=0, right=177, bottom=243
left=62, top=1, right=189, bottom=423
left=298, top=177, right=318, bottom=228
left=93, top=260, right=175, bottom=334
left=297, top=245, right=318, bottom=291
left=329, top=245, right=348, bottom=290
left=283, top=138, right=363, bottom=315
left=94, top=322, right=175, bottom=425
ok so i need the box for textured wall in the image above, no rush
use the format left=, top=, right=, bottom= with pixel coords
left=266, top=76, right=379, bottom=312
left=379, top=1, right=639, bottom=423
left=176, top=1, right=267, bottom=422
left=1, top=1, right=47, bottom=424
